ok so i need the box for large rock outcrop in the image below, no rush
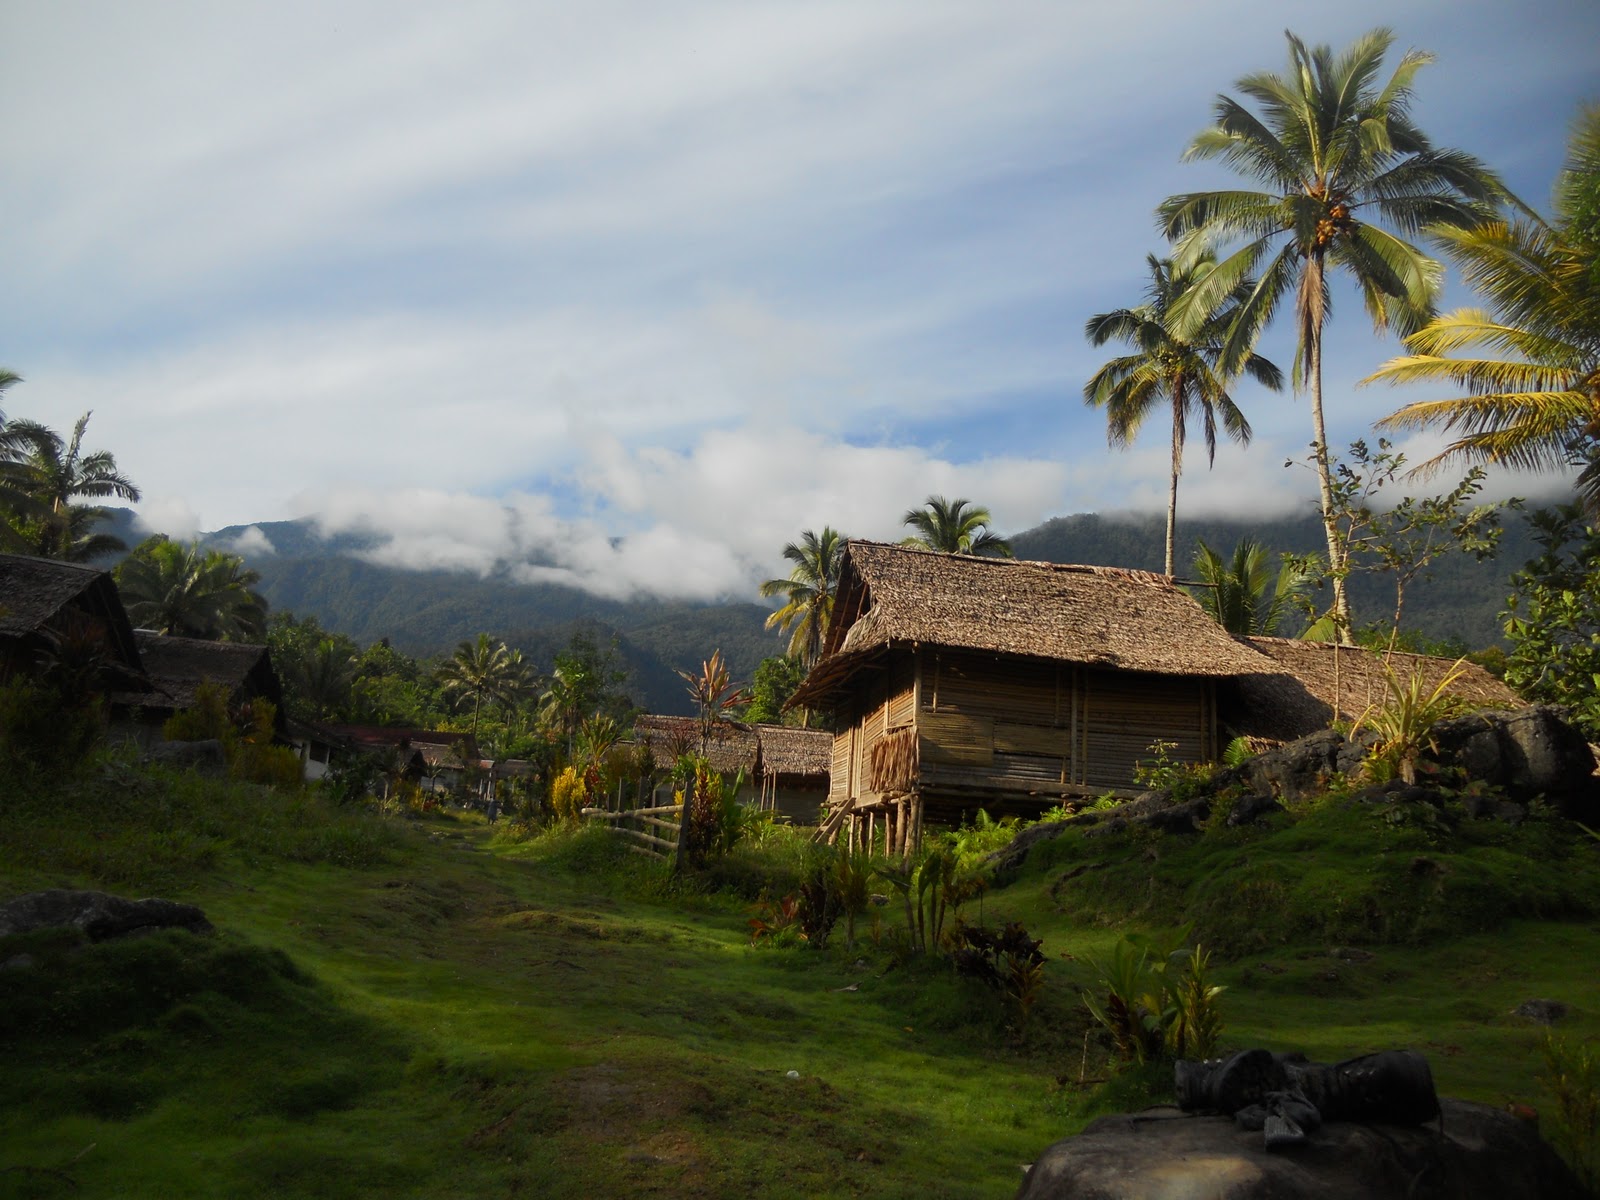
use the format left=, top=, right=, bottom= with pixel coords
left=1016, top=1099, right=1587, bottom=1200
left=992, top=706, right=1598, bottom=874
left=0, top=890, right=213, bottom=941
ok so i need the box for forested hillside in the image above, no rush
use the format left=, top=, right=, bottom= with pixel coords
left=172, top=504, right=1541, bottom=717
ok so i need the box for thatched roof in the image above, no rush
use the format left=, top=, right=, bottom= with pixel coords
left=0, top=553, right=141, bottom=670
left=131, top=631, right=283, bottom=713
left=632, top=714, right=830, bottom=779
left=1229, top=637, right=1524, bottom=742
left=756, top=724, right=832, bottom=777
left=793, top=541, right=1274, bottom=707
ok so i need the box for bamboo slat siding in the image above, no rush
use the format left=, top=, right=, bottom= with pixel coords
left=901, top=650, right=1214, bottom=799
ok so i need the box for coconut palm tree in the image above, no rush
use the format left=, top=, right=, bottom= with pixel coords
left=1086, top=252, right=1283, bottom=575
left=1189, top=537, right=1313, bottom=636
left=1, top=411, right=140, bottom=560
left=758, top=527, right=846, bottom=667
left=901, top=496, right=1012, bottom=557
left=117, top=538, right=268, bottom=640
left=1370, top=104, right=1600, bottom=512
left=436, top=633, right=525, bottom=738
left=1158, top=28, right=1504, bottom=639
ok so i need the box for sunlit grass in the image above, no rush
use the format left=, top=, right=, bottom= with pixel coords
left=2, top=758, right=1598, bottom=1196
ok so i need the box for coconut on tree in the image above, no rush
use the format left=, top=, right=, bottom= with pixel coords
left=1085, top=251, right=1282, bottom=576
left=901, top=496, right=1012, bottom=557
left=1158, top=28, right=1505, bottom=640
left=1369, top=104, right=1600, bottom=512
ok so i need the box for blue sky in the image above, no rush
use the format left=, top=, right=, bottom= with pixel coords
left=2, top=1, right=1596, bottom=599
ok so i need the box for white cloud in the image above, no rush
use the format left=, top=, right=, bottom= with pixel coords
left=209, top=525, right=277, bottom=557
left=131, top=497, right=202, bottom=542
left=2, top=0, right=1594, bottom=594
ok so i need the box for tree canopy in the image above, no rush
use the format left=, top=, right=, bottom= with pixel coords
left=116, top=537, right=268, bottom=641
left=1370, top=103, right=1600, bottom=513
left=1159, top=28, right=1504, bottom=639
left=1085, top=251, right=1281, bottom=575
left=901, top=496, right=1012, bottom=557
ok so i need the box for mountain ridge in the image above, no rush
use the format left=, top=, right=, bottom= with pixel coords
left=153, top=508, right=1538, bottom=715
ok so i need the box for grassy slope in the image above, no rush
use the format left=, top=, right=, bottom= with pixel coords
left=3, top=767, right=1597, bottom=1199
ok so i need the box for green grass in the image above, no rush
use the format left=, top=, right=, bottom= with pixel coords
left=2, top=758, right=1597, bottom=1197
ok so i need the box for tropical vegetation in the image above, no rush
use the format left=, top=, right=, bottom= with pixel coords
left=1, top=410, right=140, bottom=561
left=1158, top=27, right=1505, bottom=639
left=1188, top=537, right=1310, bottom=636
left=758, top=526, right=846, bottom=667
left=435, top=633, right=533, bottom=737
left=116, top=536, right=269, bottom=641
left=1370, top=104, right=1600, bottom=513
left=1085, top=251, right=1282, bottom=575
left=901, top=495, right=1012, bottom=557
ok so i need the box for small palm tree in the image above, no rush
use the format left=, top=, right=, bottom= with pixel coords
left=901, top=496, right=1012, bottom=557
left=1189, top=538, right=1313, bottom=636
left=1086, top=252, right=1283, bottom=575
left=1370, top=104, right=1600, bottom=512
left=758, top=527, right=846, bottom=667
left=117, top=538, right=268, bottom=640
left=289, top=638, right=358, bottom=721
left=2, top=411, right=140, bottom=560
left=537, top=660, right=591, bottom=759
left=436, top=633, right=523, bottom=737
left=1159, top=28, right=1505, bottom=638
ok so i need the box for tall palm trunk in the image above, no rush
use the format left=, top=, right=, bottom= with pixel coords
left=1165, top=379, right=1185, bottom=576
left=1303, top=254, right=1353, bottom=643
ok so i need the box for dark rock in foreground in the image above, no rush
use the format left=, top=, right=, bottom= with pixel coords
left=1017, top=1099, right=1586, bottom=1200
left=0, top=889, right=214, bottom=941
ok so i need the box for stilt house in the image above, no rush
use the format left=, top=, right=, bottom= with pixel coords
left=789, top=541, right=1274, bottom=849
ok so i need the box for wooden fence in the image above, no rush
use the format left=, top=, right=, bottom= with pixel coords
left=580, top=802, right=681, bottom=860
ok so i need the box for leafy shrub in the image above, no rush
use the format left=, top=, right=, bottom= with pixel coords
left=1134, top=740, right=1214, bottom=800
left=0, top=675, right=103, bottom=774
left=1081, top=928, right=1225, bottom=1065
left=550, top=766, right=585, bottom=823
left=1350, top=658, right=1472, bottom=784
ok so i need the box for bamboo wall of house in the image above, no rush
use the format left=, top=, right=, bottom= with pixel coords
left=826, top=647, right=1217, bottom=823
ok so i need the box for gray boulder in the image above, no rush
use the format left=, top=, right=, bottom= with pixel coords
left=1431, top=706, right=1597, bottom=817
left=0, top=889, right=213, bottom=941
left=1017, top=1099, right=1586, bottom=1200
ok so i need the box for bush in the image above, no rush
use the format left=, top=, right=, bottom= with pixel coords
left=550, top=766, right=585, bottom=823
left=0, top=676, right=103, bottom=774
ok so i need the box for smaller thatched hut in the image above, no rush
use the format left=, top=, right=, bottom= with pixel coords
left=1227, top=637, right=1521, bottom=743
left=123, top=632, right=285, bottom=732
left=631, top=714, right=831, bottom=820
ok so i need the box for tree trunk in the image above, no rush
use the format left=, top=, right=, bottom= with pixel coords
left=1305, top=255, right=1353, bottom=644
left=1166, top=389, right=1182, bottom=577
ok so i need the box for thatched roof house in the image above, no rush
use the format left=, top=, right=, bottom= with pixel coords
left=130, top=631, right=285, bottom=720
left=1228, top=636, right=1521, bottom=742
left=792, top=541, right=1529, bottom=850
left=0, top=552, right=142, bottom=683
left=794, top=542, right=1269, bottom=707
left=793, top=541, right=1280, bottom=843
